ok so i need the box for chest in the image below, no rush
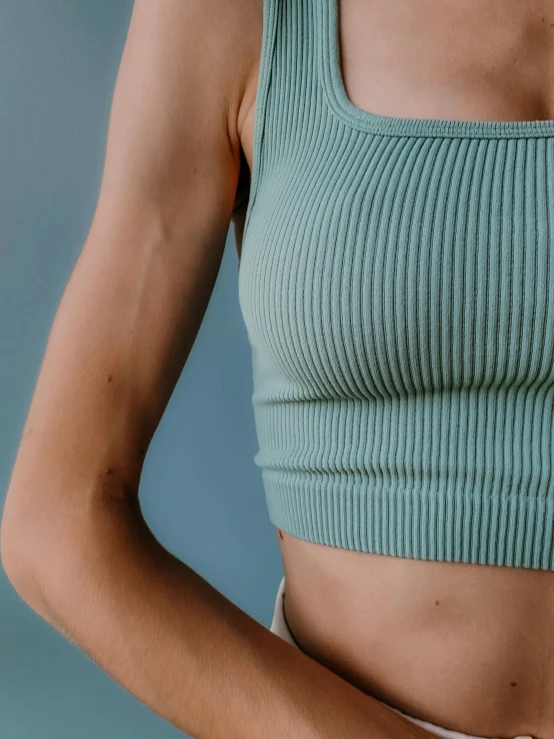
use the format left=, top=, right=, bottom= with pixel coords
left=336, top=0, right=554, bottom=123
left=238, top=133, right=554, bottom=398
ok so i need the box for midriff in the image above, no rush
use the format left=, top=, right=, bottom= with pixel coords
left=277, top=528, right=554, bottom=738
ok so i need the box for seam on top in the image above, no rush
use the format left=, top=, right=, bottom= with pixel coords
left=242, top=0, right=280, bottom=242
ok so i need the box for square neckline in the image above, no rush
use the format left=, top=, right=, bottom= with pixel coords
left=319, top=0, right=554, bottom=139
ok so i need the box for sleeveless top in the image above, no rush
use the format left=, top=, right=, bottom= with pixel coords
left=237, top=0, right=554, bottom=569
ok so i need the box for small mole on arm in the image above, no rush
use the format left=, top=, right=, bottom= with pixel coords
left=105, top=467, right=113, bottom=475
left=510, top=682, right=517, bottom=687
left=107, top=375, right=113, bottom=383
left=139, top=447, right=145, bottom=456
left=434, top=600, right=440, bottom=606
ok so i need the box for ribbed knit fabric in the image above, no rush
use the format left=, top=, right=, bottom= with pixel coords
left=237, top=0, right=554, bottom=569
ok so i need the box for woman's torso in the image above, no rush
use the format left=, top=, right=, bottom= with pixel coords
left=235, top=1, right=554, bottom=736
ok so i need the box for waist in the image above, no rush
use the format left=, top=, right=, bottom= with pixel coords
left=265, top=469, right=554, bottom=569
left=278, top=529, right=554, bottom=738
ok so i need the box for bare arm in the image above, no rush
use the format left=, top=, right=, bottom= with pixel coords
left=0, top=1, right=435, bottom=737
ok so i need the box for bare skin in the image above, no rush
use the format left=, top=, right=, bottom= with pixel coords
left=1, top=0, right=553, bottom=738
left=234, top=1, right=554, bottom=738
left=0, top=1, right=440, bottom=738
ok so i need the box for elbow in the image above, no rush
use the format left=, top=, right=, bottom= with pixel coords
left=2, top=479, right=137, bottom=620
left=1, top=501, right=41, bottom=605
left=1, top=493, right=24, bottom=584
left=0, top=495, right=63, bottom=616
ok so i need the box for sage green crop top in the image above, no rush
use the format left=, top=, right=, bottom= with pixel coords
left=238, top=0, right=554, bottom=569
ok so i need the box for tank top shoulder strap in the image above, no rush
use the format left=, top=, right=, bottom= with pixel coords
left=244, top=0, right=323, bottom=236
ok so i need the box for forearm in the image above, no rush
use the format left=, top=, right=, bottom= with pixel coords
left=4, top=493, right=430, bottom=739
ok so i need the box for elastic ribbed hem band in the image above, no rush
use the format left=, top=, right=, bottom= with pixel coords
left=263, top=472, right=554, bottom=570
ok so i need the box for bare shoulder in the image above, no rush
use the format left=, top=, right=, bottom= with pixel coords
left=223, top=0, right=265, bottom=244
left=212, top=0, right=265, bottom=177
left=122, top=0, right=262, bottom=148
left=168, top=0, right=263, bottom=146
left=229, top=0, right=265, bottom=133
left=155, top=0, right=263, bottom=216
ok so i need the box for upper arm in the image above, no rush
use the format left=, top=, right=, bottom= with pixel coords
left=1, top=0, right=255, bottom=551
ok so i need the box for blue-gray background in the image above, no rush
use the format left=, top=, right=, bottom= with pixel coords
left=0, top=2, right=283, bottom=737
